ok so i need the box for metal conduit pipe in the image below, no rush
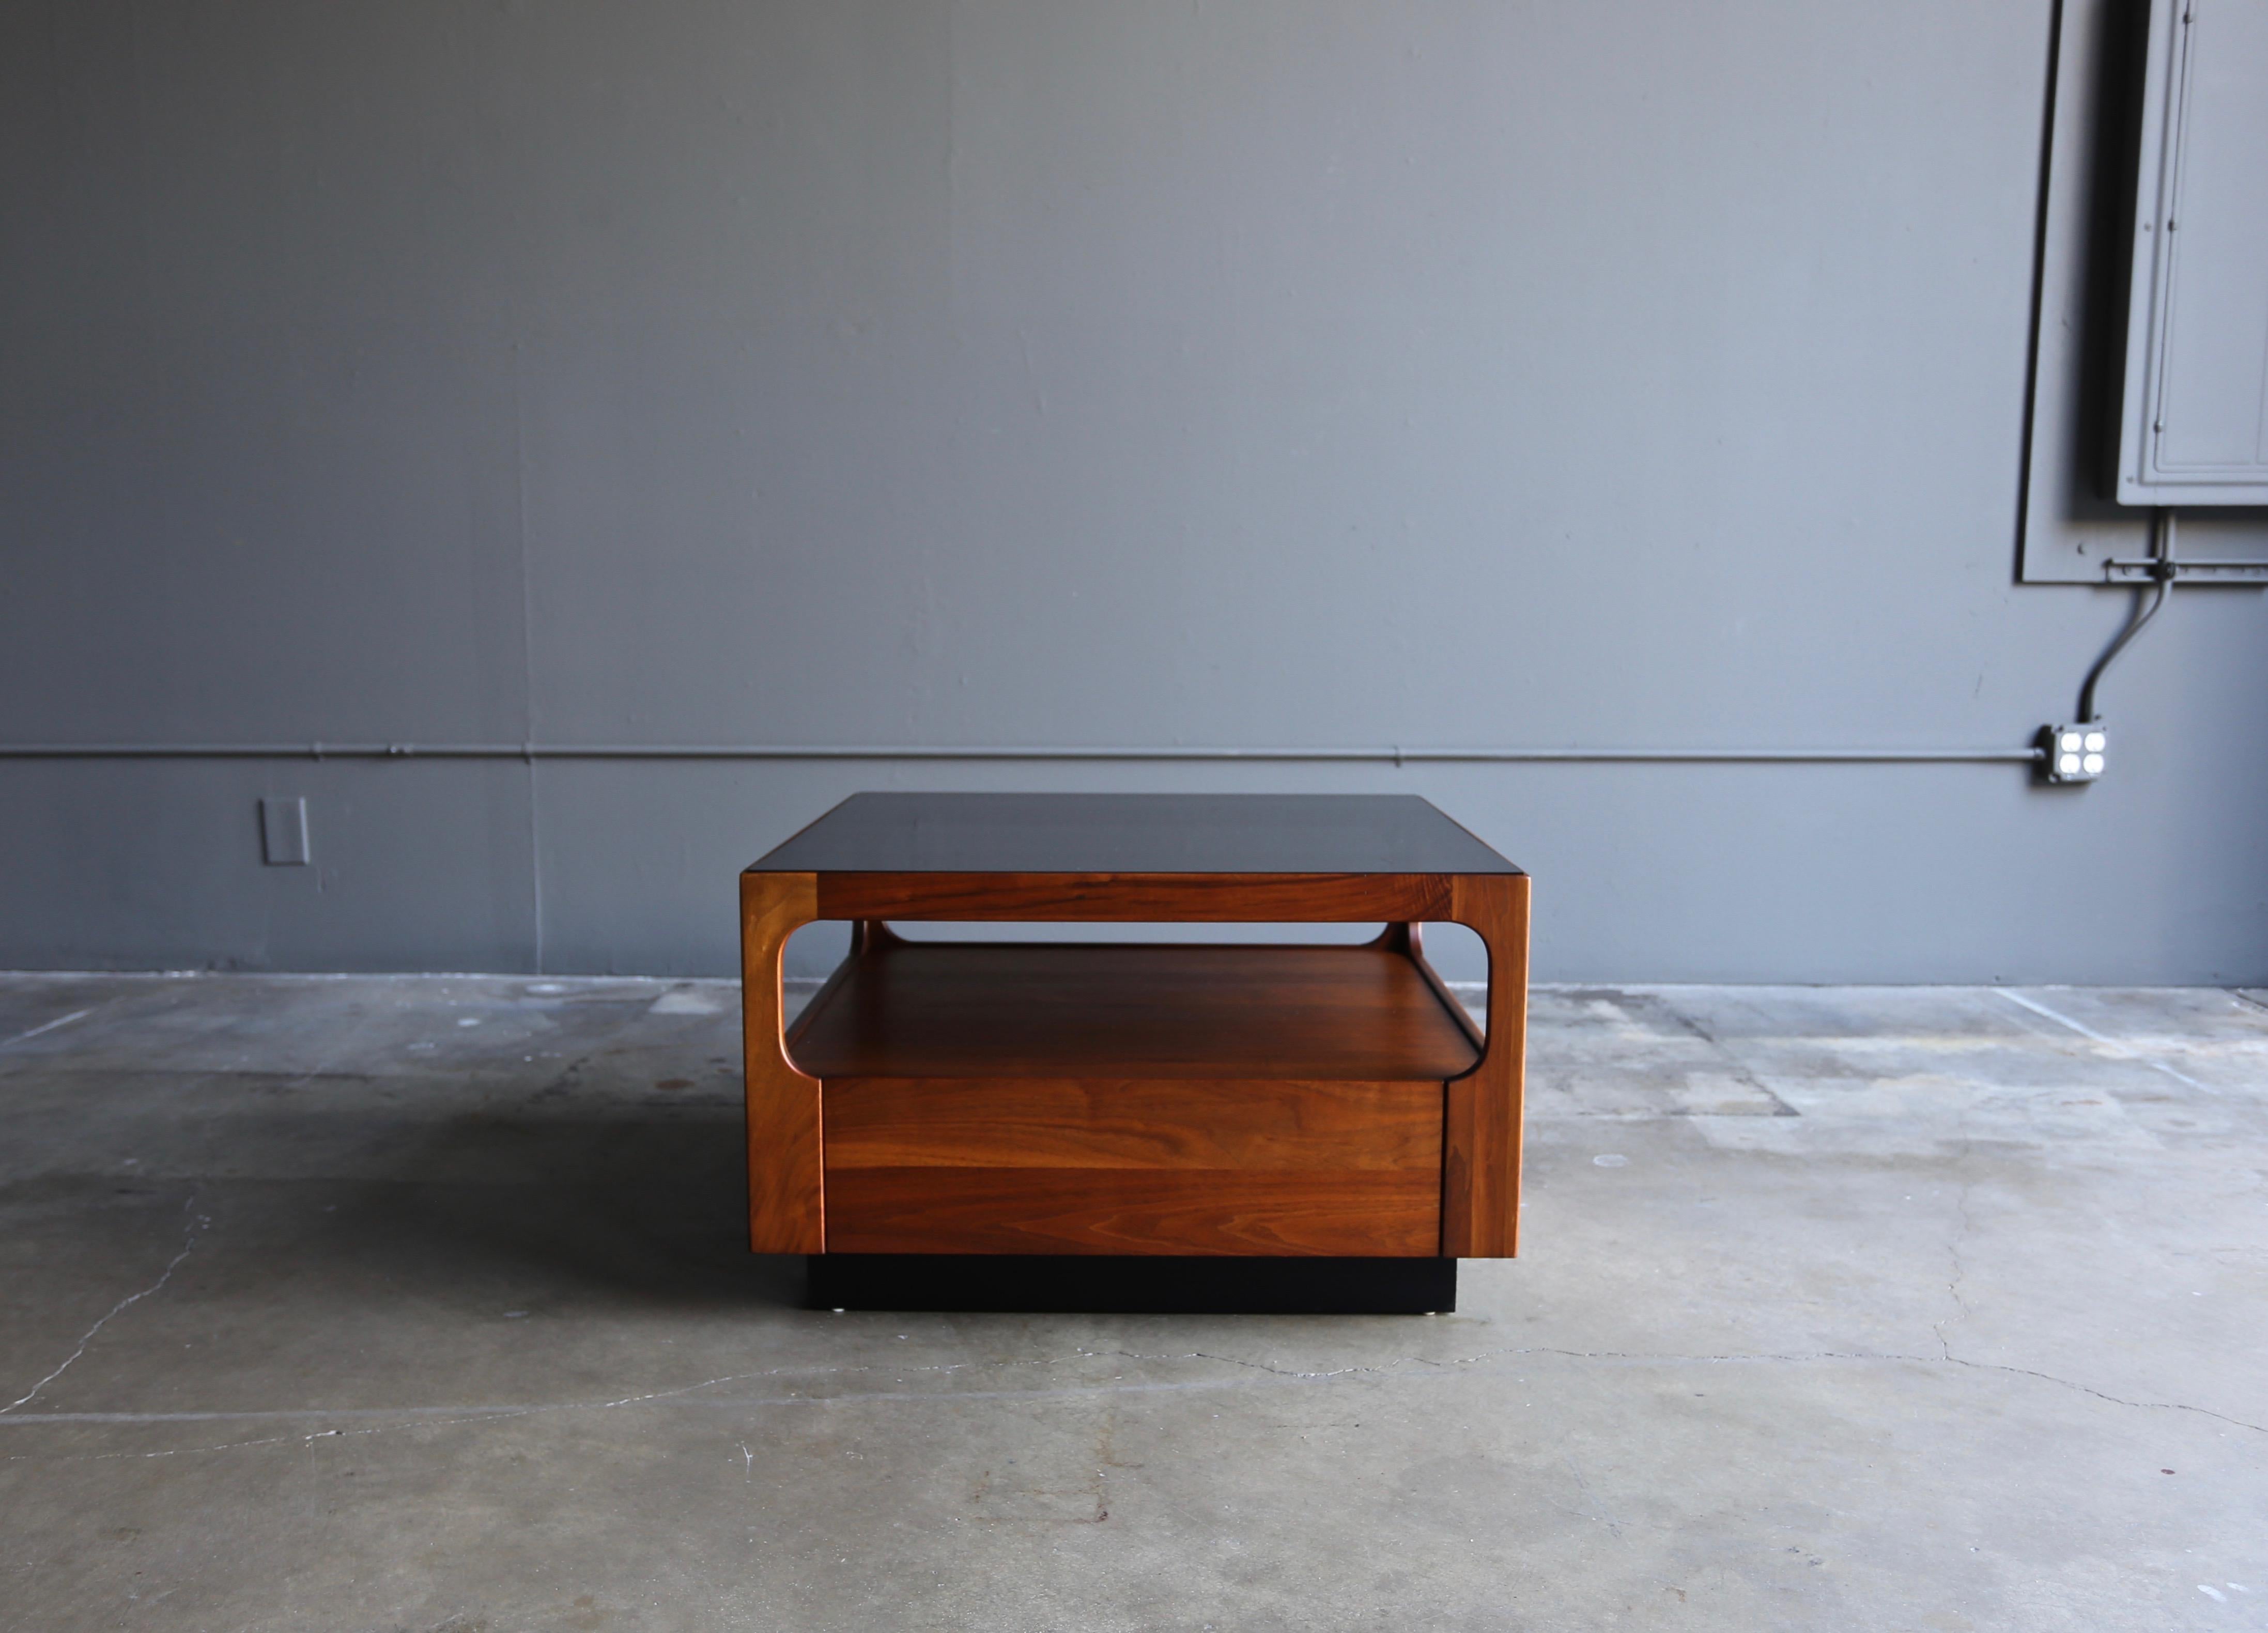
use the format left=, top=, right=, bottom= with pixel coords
left=2077, top=508, right=2177, bottom=726
left=0, top=742, right=2043, bottom=765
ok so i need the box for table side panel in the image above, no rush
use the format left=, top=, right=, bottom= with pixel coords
left=1443, top=873, right=1529, bottom=1258
left=741, top=870, right=823, bottom=1253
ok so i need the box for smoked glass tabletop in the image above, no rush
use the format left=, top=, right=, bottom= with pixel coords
left=747, top=792, right=1519, bottom=876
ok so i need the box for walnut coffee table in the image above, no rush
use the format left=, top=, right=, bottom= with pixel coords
left=740, top=792, right=1528, bottom=1312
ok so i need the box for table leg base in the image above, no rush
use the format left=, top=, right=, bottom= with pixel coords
left=804, top=1254, right=1456, bottom=1315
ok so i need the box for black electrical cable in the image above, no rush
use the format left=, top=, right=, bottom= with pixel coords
left=2076, top=509, right=2176, bottom=725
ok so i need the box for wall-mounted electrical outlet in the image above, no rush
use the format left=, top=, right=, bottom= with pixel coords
left=2038, top=724, right=2107, bottom=785
left=260, top=797, right=311, bottom=864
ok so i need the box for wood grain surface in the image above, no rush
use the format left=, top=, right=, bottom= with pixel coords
left=815, top=872, right=1453, bottom=922
left=740, top=870, right=821, bottom=1252
left=823, top=1077, right=1443, bottom=1171
left=823, top=1166, right=1441, bottom=1255
left=1442, top=873, right=1529, bottom=1258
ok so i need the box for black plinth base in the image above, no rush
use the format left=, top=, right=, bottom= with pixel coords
left=804, top=1254, right=1455, bottom=1315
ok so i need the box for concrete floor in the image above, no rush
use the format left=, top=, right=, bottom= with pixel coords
left=0, top=974, right=2263, bottom=1633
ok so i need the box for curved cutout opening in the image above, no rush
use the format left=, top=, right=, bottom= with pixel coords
left=778, top=916, right=1493, bottom=1071
left=1415, top=919, right=1488, bottom=1039
left=784, top=920, right=1399, bottom=1008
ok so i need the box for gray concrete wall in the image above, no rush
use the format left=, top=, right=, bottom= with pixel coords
left=4, top=0, right=2264, bottom=984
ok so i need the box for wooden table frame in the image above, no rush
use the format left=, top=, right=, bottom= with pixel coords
left=741, top=868, right=1529, bottom=1259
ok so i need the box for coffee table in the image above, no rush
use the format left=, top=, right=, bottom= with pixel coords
left=740, top=792, right=1528, bottom=1311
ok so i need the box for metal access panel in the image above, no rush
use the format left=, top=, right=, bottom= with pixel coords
left=2113, top=0, right=2268, bottom=505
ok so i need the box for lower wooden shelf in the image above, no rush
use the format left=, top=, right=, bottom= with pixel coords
left=786, top=940, right=1482, bottom=1082
left=786, top=939, right=1479, bottom=1257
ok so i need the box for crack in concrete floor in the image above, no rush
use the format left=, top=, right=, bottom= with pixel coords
left=1, top=1192, right=206, bottom=1417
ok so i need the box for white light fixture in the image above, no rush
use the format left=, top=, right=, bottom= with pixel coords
left=2039, top=723, right=2107, bottom=785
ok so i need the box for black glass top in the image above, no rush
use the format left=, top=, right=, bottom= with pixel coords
left=748, top=793, right=1519, bottom=876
